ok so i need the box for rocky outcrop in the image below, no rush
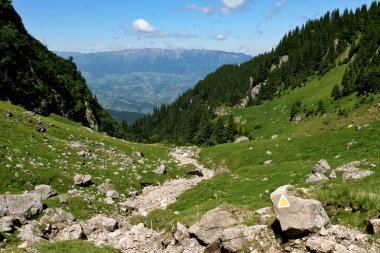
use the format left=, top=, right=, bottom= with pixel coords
left=85, top=101, right=99, bottom=132
left=306, top=172, right=329, bottom=183
left=270, top=185, right=330, bottom=237
left=0, top=193, right=43, bottom=219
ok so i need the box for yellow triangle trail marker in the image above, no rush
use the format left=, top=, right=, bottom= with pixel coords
left=278, top=194, right=290, bottom=208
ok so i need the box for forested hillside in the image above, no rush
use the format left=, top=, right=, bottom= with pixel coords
left=126, top=1, right=380, bottom=145
left=0, top=0, right=118, bottom=135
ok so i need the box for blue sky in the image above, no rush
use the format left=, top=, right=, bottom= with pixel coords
left=13, top=0, right=374, bottom=56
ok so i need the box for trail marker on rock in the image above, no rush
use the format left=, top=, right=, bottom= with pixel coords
left=278, top=194, right=290, bottom=208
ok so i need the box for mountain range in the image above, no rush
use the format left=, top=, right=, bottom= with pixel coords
left=57, top=49, right=252, bottom=114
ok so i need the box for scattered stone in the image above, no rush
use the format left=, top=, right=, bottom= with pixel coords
left=266, top=150, right=272, bottom=155
left=0, top=193, right=43, bottom=219
left=97, top=182, right=114, bottom=194
left=41, top=208, right=75, bottom=224
left=367, top=218, right=380, bottom=234
left=133, top=151, right=143, bottom=157
left=37, top=128, right=46, bottom=133
left=254, top=207, right=272, bottom=216
left=271, top=134, right=278, bottom=139
left=55, top=224, right=84, bottom=241
left=153, top=164, right=167, bottom=175
left=306, top=173, right=329, bottom=183
left=335, top=161, right=361, bottom=172
left=6, top=112, right=13, bottom=117
left=264, top=160, right=272, bottom=166
left=173, top=222, right=190, bottom=242
left=73, top=174, right=92, bottom=187
left=270, top=185, right=330, bottom=238
left=291, top=114, right=303, bottom=123
left=34, top=184, right=57, bottom=200
left=328, top=171, right=337, bottom=179
left=106, top=190, right=120, bottom=199
left=305, top=237, right=337, bottom=252
left=19, top=221, right=45, bottom=244
left=83, top=215, right=118, bottom=235
left=312, top=159, right=331, bottom=174
left=0, top=216, right=18, bottom=233
left=24, top=111, right=36, bottom=117
left=104, top=197, right=115, bottom=205
left=342, top=170, right=374, bottom=181
left=59, top=196, right=68, bottom=204
left=234, top=136, right=249, bottom=144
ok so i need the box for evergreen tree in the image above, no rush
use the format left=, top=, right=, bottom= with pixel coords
left=331, top=84, right=342, bottom=99
left=226, top=115, right=237, bottom=142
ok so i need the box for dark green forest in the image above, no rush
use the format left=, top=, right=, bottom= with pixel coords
left=124, top=1, right=380, bottom=145
left=0, top=0, right=118, bottom=135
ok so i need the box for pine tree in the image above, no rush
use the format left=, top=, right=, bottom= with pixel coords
left=226, top=115, right=237, bottom=142
left=331, top=84, right=342, bottom=99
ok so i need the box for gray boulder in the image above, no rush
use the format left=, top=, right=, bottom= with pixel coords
left=153, top=165, right=167, bottom=175
left=55, top=224, right=84, bottom=241
left=34, top=184, right=57, bottom=200
left=0, top=193, right=43, bottom=219
left=306, top=173, right=329, bottom=183
left=312, top=159, right=331, bottom=174
left=270, top=185, right=329, bottom=237
left=189, top=206, right=241, bottom=245
left=73, top=174, right=92, bottom=186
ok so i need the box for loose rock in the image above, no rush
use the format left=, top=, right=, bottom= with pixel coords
left=34, top=184, right=57, bottom=200
left=312, top=159, right=331, bottom=174
left=153, top=164, right=167, bottom=175
left=0, top=193, right=43, bottom=219
left=270, top=185, right=330, bottom=238
left=73, top=174, right=92, bottom=187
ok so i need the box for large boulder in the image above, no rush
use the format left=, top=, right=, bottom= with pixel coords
left=312, top=159, right=331, bottom=174
left=0, top=193, right=43, bottom=219
left=270, top=185, right=329, bottom=237
left=189, top=206, right=242, bottom=245
left=73, top=174, right=92, bottom=186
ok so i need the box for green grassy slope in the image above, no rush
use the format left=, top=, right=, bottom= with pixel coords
left=0, top=101, right=196, bottom=220
left=140, top=64, right=380, bottom=232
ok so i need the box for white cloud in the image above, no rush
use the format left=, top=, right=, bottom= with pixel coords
left=131, top=19, right=156, bottom=33
left=221, top=0, right=247, bottom=14
left=265, top=0, right=286, bottom=20
left=180, top=4, right=213, bottom=14
left=214, top=33, right=228, bottom=41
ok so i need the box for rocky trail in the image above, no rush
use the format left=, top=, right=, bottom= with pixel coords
left=121, top=147, right=214, bottom=216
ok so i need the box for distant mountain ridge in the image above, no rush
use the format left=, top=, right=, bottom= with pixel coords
left=57, top=49, right=252, bottom=114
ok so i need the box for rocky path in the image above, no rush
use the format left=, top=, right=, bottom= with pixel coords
left=121, top=147, right=214, bottom=216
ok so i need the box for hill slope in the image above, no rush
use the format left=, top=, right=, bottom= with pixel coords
left=57, top=49, right=252, bottom=114
left=126, top=2, right=380, bottom=145
left=0, top=0, right=118, bottom=135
